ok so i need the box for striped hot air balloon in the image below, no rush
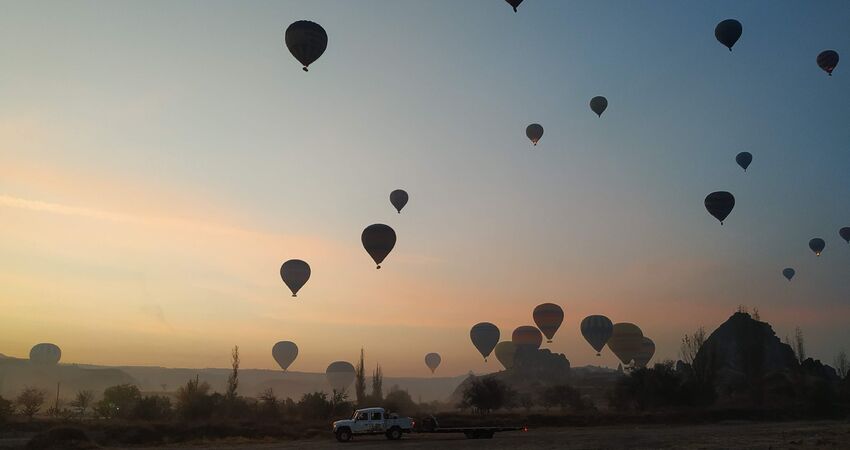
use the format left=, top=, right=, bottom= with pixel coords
left=607, top=323, right=644, bottom=366
left=512, top=326, right=543, bottom=350
left=581, top=315, right=614, bottom=356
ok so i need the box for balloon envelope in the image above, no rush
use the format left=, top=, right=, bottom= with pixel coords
left=526, top=124, right=543, bottom=146
left=326, top=361, right=356, bottom=391
left=280, top=259, right=311, bottom=297
left=607, top=323, right=643, bottom=365
left=512, top=326, right=543, bottom=350
left=470, top=322, right=500, bottom=361
left=809, top=238, right=825, bottom=256
left=817, top=50, right=839, bottom=76
left=30, top=343, right=61, bottom=365
left=839, top=227, right=850, bottom=244
left=705, top=191, right=735, bottom=224
left=361, top=224, right=396, bottom=269
left=533, top=303, right=564, bottom=343
left=494, top=341, right=517, bottom=370
left=633, top=337, right=656, bottom=368
left=581, top=315, right=614, bottom=355
left=715, top=19, right=742, bottom=51
left=735, top=152, right=752, bottom=171
left=424, top=353, right=441, bottom=374
left=505, top=0, right=523, bottom=12
left=589, top=96, right=608, bottom=117
left=285, top=20, right=328, bottom=71
left=782, top=268, right=795, bottom=281
left=272, top=341, right=299, bottom=371
left=390, top=190, right=409, bottom=213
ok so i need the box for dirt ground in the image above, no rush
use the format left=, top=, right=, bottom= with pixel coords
left=133, top=420, right=850, bottom=449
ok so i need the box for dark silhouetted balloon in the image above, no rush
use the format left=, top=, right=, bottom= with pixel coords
left=782, top=268, right=795, bottom=281
left=736, top=152, right=752, bottom=172
left=424, top=353, right=441, bottom=374
left=505, top=0, right=523, bottom=12
left=470, top=322, right=500, bottom=361
left=840, top=227, right=850, bottom=244
left=607, top=323, right=643, bottom=365
left=526, top=124, right=543, bottom=146
left=533, top=303, right=564, bottom=343
left=30, top=343, right=61, bottom=365
left=390, top=189, right=409, bottom=214
left=280, top=259, right=310, bottom=297
left=809, top=238, right=825, bottom=256
left=494, top=341, right=517, bottom=369
left=512, top=326, right=543, bottom=350
left=361, top=224, right=396, bottom=269
left=715, top=19, right=742, bottom=51
left=705, top=191, right=735, bottom=225
left=326, top=361, right=356, bottom=391
left=589, top=96, right=608, bottom=117
left=581, top=315, right=614, bottom=356
left=285, top=21, right=328, bottom=72
left=817, top=50, right=839, bottom=76
left=272, top=341, right=298, bottom=371
left=633, top=337, right=656, bottom=368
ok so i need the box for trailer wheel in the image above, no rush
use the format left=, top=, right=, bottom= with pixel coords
left=386, top=427, right=402, bottom=440
left=335, top=428, right=352, bottom=442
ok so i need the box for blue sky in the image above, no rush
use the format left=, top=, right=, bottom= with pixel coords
left=1, top=1, right=848, bottom=375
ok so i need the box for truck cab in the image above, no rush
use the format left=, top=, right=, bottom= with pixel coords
left=332, top=407, right=413, bottom=442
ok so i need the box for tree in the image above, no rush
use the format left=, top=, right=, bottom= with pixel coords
left=70, top=390, right=94, bottom=416
left=460, top=377, right=514, bottom=414
left=297, top=391, right=332, bottom=420
left=680, top=327, right=706, bottom=366
left=16, top=387, right=46, bottom=419
left=794, top=327, right=806, bottom=363
left=176, top=375, right=215, bottom=420
left=96, top=384, right=141, bottom=419
left=384, top=386, right=416, bottom=415
left=226, top=345, right=240, bottom=402
left=834, top=350, right=848, bottom=379
left=0, top=396, right=14, bottom=423
left=371, top=363, right=383, bottom=402
left=540, top=384, right=588, bottom=412
left=132, top=395, right=172, bottom=421
left=354, top=348, right=366, bottom=405
left=258, top=388, right=279, bottom=420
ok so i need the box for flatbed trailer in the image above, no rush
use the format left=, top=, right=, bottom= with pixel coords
left=418, top=416, right=526, bottom=439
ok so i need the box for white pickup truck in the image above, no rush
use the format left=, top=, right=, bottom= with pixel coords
left=332, top=407, right=414, bottom=442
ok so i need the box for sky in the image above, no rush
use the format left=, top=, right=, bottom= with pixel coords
left=1, top=0, right=849, bottom=378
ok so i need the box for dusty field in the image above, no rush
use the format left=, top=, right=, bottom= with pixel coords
left=137, top=420, right=850, bottom=449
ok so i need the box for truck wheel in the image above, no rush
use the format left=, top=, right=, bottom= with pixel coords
left=335, top=428, right=352, bottom=442
left=386, top=427, right=402, bottom=440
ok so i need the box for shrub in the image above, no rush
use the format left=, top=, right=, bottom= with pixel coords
left=96, top=384, right=141, bottom=419
left=132, top=395, right=172, bottom=421
left=0, top=396, right=13, bottom=422
left=297, top=392, right=332, bottom=420
left=176, top=376, right=216, bottom=420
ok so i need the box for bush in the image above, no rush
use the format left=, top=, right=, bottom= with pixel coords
left=608, top=361, right=701, bottom=411
left=176, top=376, right=217, bottom=420
left=460, top=376, right=515, bottom=414
left=0, top=396, right=13, bottom=422
left=297, top=392, right=332, bottom=420
left=132, top=395, right=172, bottom=421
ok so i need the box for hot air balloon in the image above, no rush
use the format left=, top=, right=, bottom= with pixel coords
left=817, top=50, right=839, bottom=76
left=280, top=259, right=310, bottom=297
left=361, top=224, right=396, bottom=269
left=809, top=238, right=825, bottom=256
left=326, top=361, right=356, bottom=391
left=589, top=96, right=608, bottom=117
left=272, top=341, right=299, bottom=371
left=424, top=353, right=441, bottom=374
left=494, top=341, right=517, bottom=370
left=526, top=124, right=543, bottom=146
left=633, top=337, right=656, bottom=368
left=715, top=19, right=742, bottom=51
left=285, top=21, right=328, bottom=72
left=533, top=303, right=564, bottom=343
left=29, top=343, right=61, bottom=365
left=581, top=315, right=614, bottom=356
left=607, top=323, right=643, bottom=366
left=390, top=190, right=409, bottom=214
left=505, top=0, right=523, bottom=12
left=736, top=152, right=752, bottom=172
left=512, top=326, right=543, bottom=350
left=705, top=191, right=735, bottom=225
left=470, top=322, right=500, bottom=361
left=839, top=227, right=850, bottom=244
left=782, top=268, right=795, bottom=281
